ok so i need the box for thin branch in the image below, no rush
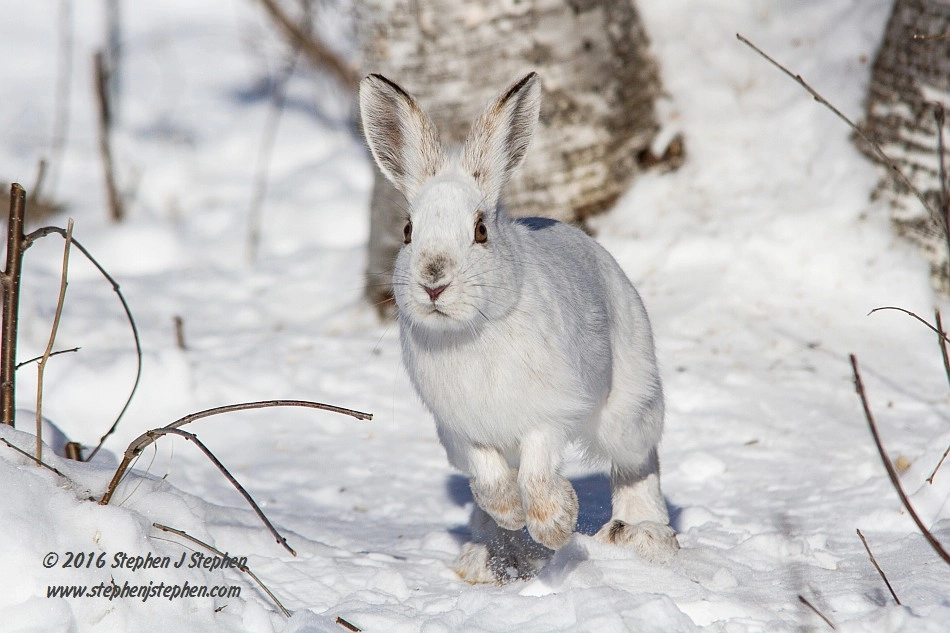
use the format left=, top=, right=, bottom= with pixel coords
left=16, top=347, right=80, bottom=369
left=35, top=219, right=73, bottom=463
left=934, top=105, right=950, bottom=281
left=152, top=522, right=291, bottom=617
left=736, top=33, right=942, bottom=231
left=0, top=437, right=66, bottom=477
left=256, top=0, right=358, bottom=92
left=98, top=400, right=373, bottom=551
left=23, top=226, right=142, bottom=462
left=936, top=310, right=950, bottom=393
left=867, top=306, right=950, bottom=344
left=94, top=50, right=124, bottom=221
left=137, top=428, right=297, bottom=555
left=798, top=595, right=836, bottom=630
left=856, top=529, right=901, bottom=605
left=30, top=159, right=48, bottom=206
left=850, top=354, right=950, bottom=565
left=927, top=444, right=950, bottom=485
left=173, top=315, right=186, bottom=351
left=1, top=183, right=27, bottom=427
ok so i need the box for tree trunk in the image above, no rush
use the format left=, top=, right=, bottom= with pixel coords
left=860, top=0, right=950, bottom=292
left=354, top=0, right=666, bottom=311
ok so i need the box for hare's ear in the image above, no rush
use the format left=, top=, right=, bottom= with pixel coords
left=359, top=74, right=445, bottom=200
left=461, top=72, right=541, bottom=203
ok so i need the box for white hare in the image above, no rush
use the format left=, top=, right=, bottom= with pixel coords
left=360, top=72, right=678, bottom=580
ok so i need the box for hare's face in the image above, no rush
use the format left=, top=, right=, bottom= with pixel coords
left=393, top=177, right=516, bottom=331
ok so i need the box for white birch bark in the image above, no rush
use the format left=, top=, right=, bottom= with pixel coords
left=861, top=0, right=950, bottom=291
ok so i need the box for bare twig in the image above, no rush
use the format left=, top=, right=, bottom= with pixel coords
left=935, top=310, right=950, bottom=393
left=64, top=441, right=83, bottom=461
left=152, top=522, right=292, bottom=617
left=117, top=427, right=299, bottom=555
left=736, top=33, right=941, bottom=231
left=1, top=183, right=27, bottom=427
left=173, top=315, right=186, bottom=351
left=868, top=306, right=950, bottom=344
left=935, top=105, right=950, bottom=280
left=856, top=528, right=901, bottom=605
left=94, top=50, right=124, bottom=221
left=30, top=159, right=49, bottom=207
left=35, top=219, right=74, bottom=463
left=99, top=400, right=373, bottom=552
left=797, top=594, right=835, bottom=630
left=335, top=616, right=362, bottom=632
left=797, top=595, right=835, bottom=630
left=16, top=347, right=81, bottom=369
left=927, top=444, right=950, bottom=485
left=23, top=226, right=142, bottom=462
left=247, top=47, right=300, bottom=261
left=256, top=0, right=358, bottom=92
left=850, top=354, right=950, bottom=565
left=0, top=437, right=66, bottom=477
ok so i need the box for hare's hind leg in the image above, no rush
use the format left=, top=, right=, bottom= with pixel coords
left=592, top=383, right=679, bottom=562
left=595, top=447, right=679, bottom=562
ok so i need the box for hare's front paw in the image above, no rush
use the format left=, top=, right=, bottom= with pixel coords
left=522, top=476, right=578, bottom=550
left=470, top=474, right=526, bottom=530
left=595, top=520, right=679, bottom=563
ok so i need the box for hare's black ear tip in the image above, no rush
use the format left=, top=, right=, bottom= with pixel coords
left=511, top=72, right=541, bottom=94
left=363, top=73, right=412, bottom=99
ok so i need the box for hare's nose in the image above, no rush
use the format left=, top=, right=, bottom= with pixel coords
left=424, top=284, right=448, bottom=301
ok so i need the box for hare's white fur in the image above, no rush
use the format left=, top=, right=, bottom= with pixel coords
left=360, top=72, right=678, bottom=578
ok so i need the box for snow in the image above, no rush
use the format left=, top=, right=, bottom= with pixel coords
left=1, top=0, right=949, bottom=631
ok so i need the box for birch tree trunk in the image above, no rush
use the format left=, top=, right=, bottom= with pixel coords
left=354, top=0, right=665, bottom=310
left=860, top=0, right=950, bottom=291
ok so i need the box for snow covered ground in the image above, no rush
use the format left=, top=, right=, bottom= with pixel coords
left=1, top=1, right=949, bottom=631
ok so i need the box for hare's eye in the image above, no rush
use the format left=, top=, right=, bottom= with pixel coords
left=474, top=218, right=488, bottom=244
left=403, top=220, right=412, bottom=244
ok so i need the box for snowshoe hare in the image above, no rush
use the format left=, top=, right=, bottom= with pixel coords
left=360, top=72, right=679, bottom=580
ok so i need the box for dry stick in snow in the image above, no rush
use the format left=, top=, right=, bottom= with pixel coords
left=335, top=616, right=362, bottom=632
left=94, top=50, right=124, bottom=222
left=35, top=219, right=74, bottom=463
left=850, top=354, right=950, bottom=566
left=23, top=226, right=142, bottom=462
left=866, top=307, right=950, bottom=482
left=736, top=33, right=943, bottom=236
left=797, top=595, right=836, bottom=630
left=137, top=426, right=298, bottom=555
left=0, top=437, right=66, bottom=478
left=1, top=184, right=26, bottom=427
left=152, top=522, right=291, bottom=617
left=99, top=400, right=373, bottom=554
left=856, top=528, right=901, bottom=605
